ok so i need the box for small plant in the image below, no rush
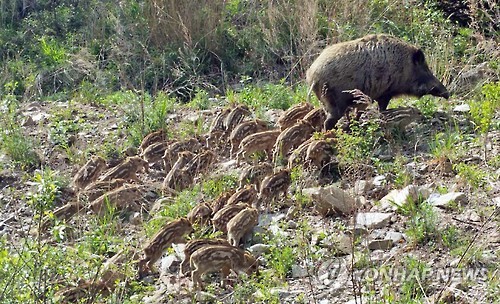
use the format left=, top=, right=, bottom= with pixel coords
left=266, top=245, right=295, bottom=279
left=0, top=97, right=41, bottom=169
left=144, top=186, right=202, bottom=237
left=201, top=174, right=238, bottom=199
left=440, top=225, right=467, bottom=250
left=428, top=128, right=464, bottom=162
left=48, top=117, right=80, bottom=148
left=376, top=156, right=414, bottom=188
left=469, top=82, right=500, bottom=134
left=186, top=89, right=212, bottom=110
left=453, top=162, right=488, bottom=190
left=228, top=81, right=302, bottom=114
left=354, top=249, right=374, bottom=269
left=0, top=237, right=80, bottom=302
left=486, top=268, right=500, bottom=303
left=98, top=90, right=176, bottom=148
left=470, top=82, right=500, bottom=162
left=414, top=95, right=438, bottom=118
left=232, top=271, right=282, bottom=303
left=0, top=128, right=41, bottom=170
left=335, top=119, right=382, bottom=166
left=399, top=256, right=430, bottom=301
left=175, top=118, right=204, bottom=139
left=28, top=168, right=65, bottom=215
left=84, top=199, right=123, bottom=255
left=39, top=36, right=68, bottom=67
left=398, top=197, right=438, bottom=246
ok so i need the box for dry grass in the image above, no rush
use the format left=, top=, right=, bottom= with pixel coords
left=145, top=0, right=225, bottom=52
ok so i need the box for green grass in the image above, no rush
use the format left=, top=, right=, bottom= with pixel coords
left=398, top=197, right=439, bottom=246
left=428, top=127, right=465, bottom=162
left=201, top=174, right=239, bottom=199
left=335, top=119, right=382, bottom=167
left=453, top=162, right=489, bottom=190
left=470, top=82, right=500, bottom=134
left=28, top=168, right=65, bottom=214
left=227, top=81, right=309, bottom=114
left=414, top=96, right=438, bottom=119
left=0, top=129, right=41, bottom=170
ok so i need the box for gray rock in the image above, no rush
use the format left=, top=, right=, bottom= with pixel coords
left=160, top=254, right=181, bottom=273
left=379, top=185, right=431, bottom=210
left=318, top=272, right=330, bottom=281
left=287, top=220, right=298, bottom=229
left=453, top=104, right=471, bottom=112
left=354, top=180, right=372, bottom=195
left=428, top=192, right=467, bottom=208
left=356, top=212, right=392, bottom=229
left=373, top=175, right=387, bottom=187
left=368, top=239, right=393, bottom=250
left=219, top=159, right=238, bottom=169
left=128, top=212, right=142, bottom=225
left=370, top=229, right=386, bottom=239
left=303, top=185, right=359, bottom=216
left=291, top=264, right=309, bottom=278
left=247, top=243, right=271, bottom=257
left=385, top=231, right=405, bottom=244
left=322, top=233, right=352, bottom=255
left=351, top=227, right=369, bottom=237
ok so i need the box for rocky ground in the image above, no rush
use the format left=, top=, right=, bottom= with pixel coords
left=0, top=95, right=498, bottom=303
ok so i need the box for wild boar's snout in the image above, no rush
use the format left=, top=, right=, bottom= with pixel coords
left=430, top=82, right=450, bottom=99
left=416, top=73, right=450, bottom=99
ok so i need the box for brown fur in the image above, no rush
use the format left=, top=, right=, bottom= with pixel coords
left=306, top=34, right=449, bottom=130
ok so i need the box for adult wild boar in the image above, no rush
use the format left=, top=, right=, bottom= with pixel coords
left=306, top=34, right=449, bottom=130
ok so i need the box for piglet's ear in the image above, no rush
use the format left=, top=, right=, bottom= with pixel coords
left=413, top=49, right=426, bottom=65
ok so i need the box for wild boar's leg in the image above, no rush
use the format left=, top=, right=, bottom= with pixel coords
left=377, top=95, right=391, bottom=111
left=323, top=90, right=352, bottom=130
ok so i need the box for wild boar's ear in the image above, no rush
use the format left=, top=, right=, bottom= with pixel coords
left=412, top=49, right=426, bottom=65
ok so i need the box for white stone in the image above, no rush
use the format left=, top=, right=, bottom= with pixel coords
left=320, top=233, right=352, bottom=255
left=247, top=244, right=271, bottom=256
left=356, top=212, right=392, bottom=229
left=318, top=272, right=330, bottom=281
left=428, top=192, right=467, bottom=208
left=385, top=231, right=405, bottom=244
left=373, top=175, right=387, bottom=187
left=160, top=254, right=180, bottom=273
left=219, top=159, right=238, bottom=169
left=379, top=185, right=431, bottom=210
left=354, top=180, right=372, bottom=195
left=453, top=104, right=470, bottom=112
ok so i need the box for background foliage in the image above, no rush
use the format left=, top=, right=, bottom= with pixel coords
left=1, top=0, right=498, bottom=102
